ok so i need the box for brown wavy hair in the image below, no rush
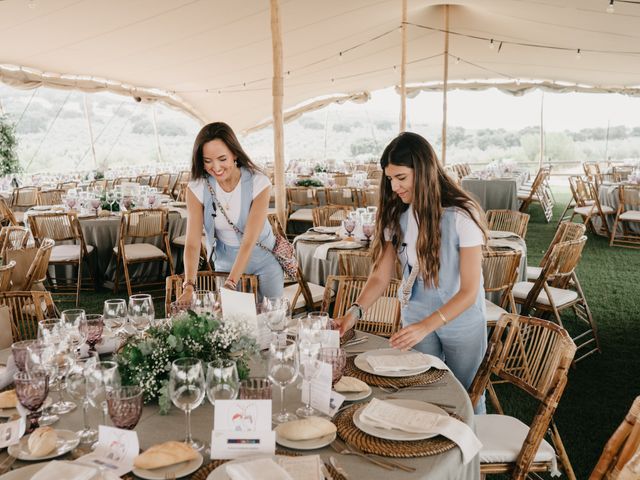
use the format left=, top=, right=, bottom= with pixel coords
left=191, top=122, right=261, bottom=179
left=371, top=132, right=487, bottom=287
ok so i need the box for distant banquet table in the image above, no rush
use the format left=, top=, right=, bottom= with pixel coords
left=461, top=177, right=520, bottom=212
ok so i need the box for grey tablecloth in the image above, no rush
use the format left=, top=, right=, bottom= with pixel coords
left=295, top=238, right=367, bottom=286
left=0, top=333, right=479, bottom=479
left=461, top=178, right=519, bottom=211
left=597, top=183, right=640, bottom=234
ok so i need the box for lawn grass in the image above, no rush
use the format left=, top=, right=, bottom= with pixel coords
left=56, top=188, right=639, bottom=478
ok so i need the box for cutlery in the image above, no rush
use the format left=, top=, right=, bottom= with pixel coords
left=343, top=440, right=416, bottom=473
left=342, top=337, right=368, bottom=348
left=329, top=456, right=350, bottom=479
left=378, top=382, right=448, bottom=394
left=321, top=462, right=335, bottom=480
left=330, top=438, right=394, bottom=470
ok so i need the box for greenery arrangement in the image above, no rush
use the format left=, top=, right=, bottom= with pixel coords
left=313, top=164, right=329, bottom=173
left=116, top=310, right=258, bottom=414
left=295, top=177, right=324, bottom=187
left=0, top=115, right=21, bottom=175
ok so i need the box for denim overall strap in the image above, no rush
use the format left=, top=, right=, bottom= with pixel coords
left=203, top=175, right=216, bottom=261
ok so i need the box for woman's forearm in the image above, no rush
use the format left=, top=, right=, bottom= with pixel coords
left=183, top=244, right=201, bottom=282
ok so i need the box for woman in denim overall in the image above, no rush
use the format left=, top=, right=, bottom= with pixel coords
left=337, top=132, right=488, bottom=413
left=181, top=122, right=283, bottom=301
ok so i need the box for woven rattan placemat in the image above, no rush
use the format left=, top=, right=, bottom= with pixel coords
left=339, top=328, right=355, bottom=345
left=344, top=355, right=447, bottom=387
left=334, top=402, right=457, bottom=458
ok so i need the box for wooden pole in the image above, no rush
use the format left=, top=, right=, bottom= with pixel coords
left=83, top=93, right=97, bottom=169
left=539, top=91, right=544, bottom=168
left=399, top=0, right=407, bottom=133
left=441, top=5, right=450, bottom=165
left=270, top=0, right=287, bottom=230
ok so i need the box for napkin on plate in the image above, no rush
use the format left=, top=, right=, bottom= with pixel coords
left=31, top=460, right=98, bottom=480
left=359, top=398, right=482, bottom=464
left=226, top=458, right=294, bottom=480
left=312, top=241, right=362, bottom=260
left=365, top=352, right=448, bottom=373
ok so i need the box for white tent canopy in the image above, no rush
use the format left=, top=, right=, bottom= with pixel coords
left=1, top=0, right=639, bottom=132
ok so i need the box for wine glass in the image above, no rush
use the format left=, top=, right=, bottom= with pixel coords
left=128, top=294, right=155, bottom=336
left=65, top=196, right=77, bottom=210
left=362, top=222, right=375, bottom=245
left=80, top=314, right=104, bottom=355
left=85, top=361, right=120, bottom=427
left=342, top=218, right=356, bottom=239
left=259, top=296, right=290, bottom=337
left=25, top=342, right=59, bottom=426
left=206, top=360, right=239, bottom=427
left=61, top=309, right=88, bottom=358
left=107, top=386, right=143, bottom=430
left=12, top=340, right=37, bottom=372
left=14, top=371, right=49, bottom=433
left=67, top=364, right=97, bottom=444
left=147, top=194, right=156, bottom=208
left=268, top=339, right=299, bottom=424
left=320, top=347, right=347, bottom=386
left=90, top=197, right=101, bottom=215
left=103, top=299, right=128, bottom=334
left=296, top=341, right=322, bottom=418
left=191, top=290, right=217, bottom=315
left=169, top=357, right=205, bottom=450
left=298, top=311, right=329, bottom=345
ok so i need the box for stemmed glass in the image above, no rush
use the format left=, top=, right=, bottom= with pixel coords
left=296, top=341, right=322, bottom=418
left=67, top=358, right=98, bottom=444
left=268, top=339, right=299, bottom=424
left=298, top=311, right=329, bottom=345
left=107, top=386, right=143, bottom=430
left=106, top=191, right=116, bottom=212
left=65, top=196, right=77, bottom=210
left=169, top=357, right=205, bottom=451
left=191, top=290, right=218, bottom=315
left=24, top=342, right=59, bottom=426
left=362, top=222, right=375, bottom=246
left=128, top=294, right=155, bottom=336
left=342, top=218, right=356, bottom=239
left=80, top=314, right=104, bottom=355
left=320, top=347, right=347, bottom=387
left=259, top=296, right=290, bottom=338
left=103, top=299, right=128, bottom=334
left=61, top=309, right=88, bottom=358
left=206, top=359, right=239, bottom=428
left=14, top=371, right=49, bottom=433
left=11, top=340, right=37, bottom=372
left=37, top=320, right=76, bottom=415
left=85, top=360, right=120, bottom=427
left=90, top=197, right=101, bottom=216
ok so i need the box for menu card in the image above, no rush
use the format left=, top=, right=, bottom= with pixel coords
left=76, top=426, right=139, bottom=477
left=301, top=362, right=345, bottom=416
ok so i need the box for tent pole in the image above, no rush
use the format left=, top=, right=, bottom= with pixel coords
left=270, top=0, right=286, bottom=230
left=399, top=0, right=407, bottom=133
left=151, top=103, right=163, bottom=163
left=441, top=4, right=450, bottom=165
left=83, top=93, right=98, bottom=170
left=539, top=91, right=544, bottom=168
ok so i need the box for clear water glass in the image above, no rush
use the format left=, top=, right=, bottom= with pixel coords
left=206, top=359, right=239, bottom=427
left=191, top=290, right=217, bottom=315
left=268, top=339, right=299, bottom=424
left=169, top=357, right=205, bottom=451
left=128, top=294, right=155, bottom=336
left=103, top=299, right=128, bottom=334
left=85, top=360, right=120, bottom=427
left=296, top=341, right=322, bottom=418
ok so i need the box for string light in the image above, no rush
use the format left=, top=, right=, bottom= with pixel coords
left=607, top=0, right=615, bottom=12
left=338, top=52, right=343, bottom=61
left=576, top=48, right=582, bottom=59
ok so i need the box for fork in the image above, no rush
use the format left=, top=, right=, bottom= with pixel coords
left=330, top=439, right=393, bottom=470
left=378, top=382, right=448, bottom=393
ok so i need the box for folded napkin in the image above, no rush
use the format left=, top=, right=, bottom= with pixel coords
left=366, top=351, right=448, bottom=373
left=293, top=233, right=336, bottom=245
left=0, top=355, right=17, bottom=391
left=313, top=240, right=362, bottom=260
left=360, top=398, right=482, bottom=464
left=32, top=460, right=97, bottom=480
left=226, top=458, right=293, bottom=480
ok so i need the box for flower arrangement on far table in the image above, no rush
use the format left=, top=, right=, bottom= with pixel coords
left=115, top=310, right=258, bottom=414
left=295, top=177, right=324, bottom=187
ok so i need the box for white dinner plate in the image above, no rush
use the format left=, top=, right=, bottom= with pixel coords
left=0, top=461, right=119, bottom=480
left=132, top=451, right=203, bottom=480
left=299, top=233, right=339, bottom=242
left=311, top=226, right=340, bottom=234
left=353, top=399, right=447, bottom=441
left=275, top=429, right=336, bottom=450
left=336, top=383, right=372, bottom=402
left=208, top=454, right=329, bottom=480
left=354, top=349, right=431, bottom=378
left=8, top=429, right=79, bottom=461
left=332, top=241, right=364, bottom=250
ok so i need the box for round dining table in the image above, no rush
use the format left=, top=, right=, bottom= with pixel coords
left=0, top=332, right=479, bottom=479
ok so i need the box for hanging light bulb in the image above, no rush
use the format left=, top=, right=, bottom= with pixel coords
left=455, top=57, right=460, bottom=64
left=489, top=39, right=495, bottom=49
left=607, top=0, right=615, bottom=13
left=338, top=52, right=344, bottom=61
left=576, top=48, right=582, bottom=60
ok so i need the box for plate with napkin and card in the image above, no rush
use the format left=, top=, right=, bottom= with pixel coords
left=207, top=454, right=328, bottom=480
left=354, top=349, right=449, bottom=378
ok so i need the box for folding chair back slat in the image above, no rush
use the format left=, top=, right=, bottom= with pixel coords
left=312, top=206, right=353, bottom=227
left=486, top=210, right=529, bottom=238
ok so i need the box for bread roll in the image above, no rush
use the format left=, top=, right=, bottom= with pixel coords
left=134, top=441, right=198, bottom=470
left=28, top=427, right=58, bottom=457
left=276, top=416, right=336, bottom=441
left=334, top=376, right=368, bottom=393
left=0, top=390, right=17, bottom=409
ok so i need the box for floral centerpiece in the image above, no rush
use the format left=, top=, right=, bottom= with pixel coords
left=115, top=310, right=258, bottom=414
left=295, top=177, right=324, bottom=187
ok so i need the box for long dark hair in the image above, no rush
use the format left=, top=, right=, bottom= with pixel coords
left=371, top=132, right=487, bottom=287
left=191, top=122, right=261, bottom=179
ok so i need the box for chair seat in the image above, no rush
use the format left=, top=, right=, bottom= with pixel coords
left=172, top=234, right=206, bottom=247
left=113, top=243, right=167, bottom=261
left=512, top=281, right=579, bottom=307
left=283, top=281, right=325, bottom=309
left=526, top=265, right=542, bottom=281
left=574, top=205, right=615, bottom=216
left=476, top=414, right=557, bottom=465
left=620, top=210, right=640, bottom=222
left=50, top=244, right=95, bottom=262
left=289, top=208, right=314, bottom=222
left=13, top=211, right=25, bottom=224
left=485, top=299, right=508, bottom=323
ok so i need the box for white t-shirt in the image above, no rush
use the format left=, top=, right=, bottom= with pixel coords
left=386, top=206, right=484, bottom=268
left=188, top=173, right=271, bottom=247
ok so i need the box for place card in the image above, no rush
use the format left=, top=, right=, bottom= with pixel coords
left=220, top=288, right=257, bottom=326
left=211, top=399, right=275, bottom=460
left=0, top=417, right=25, bottom=449
left=76, top=426, right=139, bottom=477
left=301, top=362, right=344, bottom=416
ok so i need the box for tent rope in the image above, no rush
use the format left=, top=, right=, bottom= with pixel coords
left=15, top=89, right=37, bottom=128
left=74, top=99, right=127, bottom=168
left=101, top=102, right=139, bottom=165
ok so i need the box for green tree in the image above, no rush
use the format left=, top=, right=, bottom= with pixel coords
left=0, top=116, right=21, bottom=175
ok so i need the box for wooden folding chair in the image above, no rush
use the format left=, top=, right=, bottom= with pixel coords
left=569, top=176, right=614, bottom=237
left=0, top=261, right=16, bottom=292
left=518, top=166, right=554, bottom=222
left=527, top=221, right=586, bottom=281
left=312, top=206, right=353, bottom=227
left=171, top=171, right=190, bottom=199
left=482, top=249, right=521, bottom=328
left=332, top=173, right=349, bottom=186
left=11, top=238, right=55, bottom=291
left=583, top=161, right=601, bottom=181
left=0, top=226, right=30, bottom=255
left=321, top=275, right=401, bottom=337
left=165, top=271, right=258, bottom=316
left=135, top=174, right=153, bottom=186
left=37, top=189, right=65, bottom=206
left=0, top=290, right=57, bottom=342
left=486, top=210, right=530, bottom=238
left=610, top=184, right=640, bottom=249
left=0, top=199, right=18, bottom=227
left=286, top=187, right=319, bottom=226
left=29, top=212, right=95, bottom=306
left=338, top=250, right=373, bottom=277
left=114, top=208, right=174, bottom=296
left=56, top=181, right=78, bottom=192
left=590, top=396, right=640, bottom=479
left=361, top=188, right=380, bottom=208
left=469, top=314, right=577, bottom=480
left=152, top=173, right=173, bottom=194
left=10, top=186, right=39, bottom=224
left=513, top=236, right=601, bottom=363
left=324, top=187, right=360, bottom=208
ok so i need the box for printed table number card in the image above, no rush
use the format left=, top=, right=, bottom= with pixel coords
left=76, top=425, right=139, bottom=477
left=211, top=399, right=275, bottom=460
left=0, top=416, right=25, bottom=449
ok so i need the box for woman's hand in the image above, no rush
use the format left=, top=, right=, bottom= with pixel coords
left=389, top=320, right=431, bottom=351
left=177, top=286, right=194, bottom=306
left=334, top=312, right=357, bottom=336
